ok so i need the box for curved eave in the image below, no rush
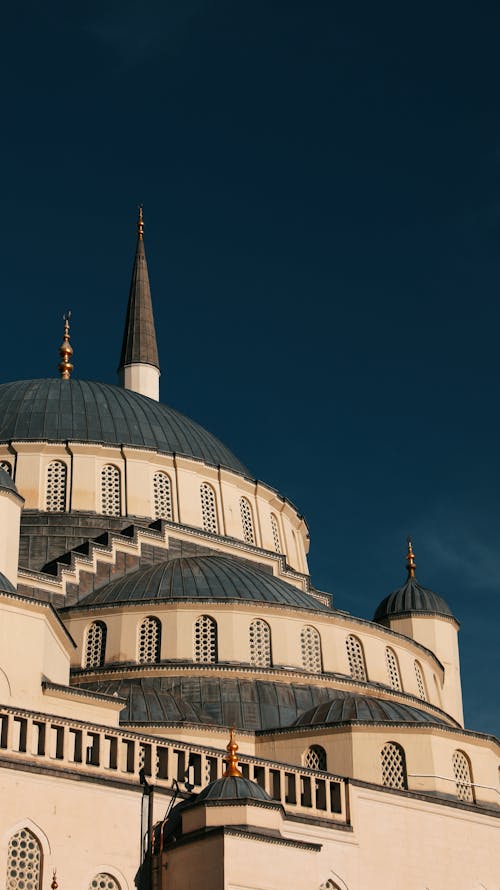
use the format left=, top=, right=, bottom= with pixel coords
left=61, top=595, right=333, bottom=616
left=376, top=609, right=460, bottom=629
left=257, top=721, right=500, bottom=747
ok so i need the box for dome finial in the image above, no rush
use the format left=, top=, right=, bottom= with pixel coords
left=223, top=727, right=243, bottom=778
left=137, top=204, right=144, bottom=240
left=58, top=311, right=74, bottom=380
left=51, top=870, right=58, bottom=890
left=406, top=536, right=416, bottom=579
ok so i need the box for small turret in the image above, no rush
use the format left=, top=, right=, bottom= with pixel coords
left=118, top=207, right=160, bottom=401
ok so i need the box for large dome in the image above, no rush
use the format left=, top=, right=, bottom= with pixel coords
left=0, top=379, right=248, bottom=475
left=72, top=554, right=331, bottom=611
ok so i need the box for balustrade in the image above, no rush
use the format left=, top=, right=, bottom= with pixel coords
left=0, top=705, right=347, bottom=823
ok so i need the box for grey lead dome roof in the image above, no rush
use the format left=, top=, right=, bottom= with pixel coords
left=74, top=554, right=331, bottom=612
left=0, top=379, right=248, bottom=475
left=293, top=694, right=446, bottom=726
left=194, top=775, right=271, bottom=803
left=374, top=577, right=455, bottom=622
left=0, top=467, right=20, bottom=498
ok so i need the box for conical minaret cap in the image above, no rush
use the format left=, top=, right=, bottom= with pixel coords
left=118, top=207, right=160, bottom=371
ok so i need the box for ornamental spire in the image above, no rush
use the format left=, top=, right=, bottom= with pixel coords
left=58, top=311, right=74, bottom=380
left=118, top=207, right=160, bottom=400
left=222, top=728, right=243, bottom=778
left=406, top=537, right=416, bottom=579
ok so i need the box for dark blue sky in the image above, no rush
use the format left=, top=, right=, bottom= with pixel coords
left=1, top=1, right=499, bottom=735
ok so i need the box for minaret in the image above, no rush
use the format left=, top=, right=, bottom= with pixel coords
left=118, top=207, right=160, bottom=401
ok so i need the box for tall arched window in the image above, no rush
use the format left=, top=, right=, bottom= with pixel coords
left=414, top=660, right=427, bottom=700
left=240, top=497, right=255, bottom=544
left=452, top=750, right=474, bottom=802
left=138, top=616, right=161, bottom=663
left=89, top=875, right=121, bottom=890
left=0, top=460, right=12, bottom=476
left=101, top=464, right=121, bottom=516
left=193, top=615, right=217, bottom=663
left=304, top=745, right=327, bottom=771
left=381, top=742, right=407, bottom=789
left=83, top=621, right=107, bottom=668
left=300, top=625, right=322, bottom=673
left=249, top=618, right=272, bottom=667
left=45, top=460, right=67, bottom=512
left=200, top=482, right=218, bottom=533
left=346, top=635, right=367, bottom=681
left=270, top=513, right=282, bottom=553
left=153, top=471, right=173, bottom=520
left=385, top=647, right=402, bottom=691
left=5, top=827, right=42, bottom=890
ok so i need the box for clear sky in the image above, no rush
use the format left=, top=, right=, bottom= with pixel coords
left=0, top=1, right=498, bottom=735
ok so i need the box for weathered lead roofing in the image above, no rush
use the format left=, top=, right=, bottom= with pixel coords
left=119, top=227, right=159, bottom=370
left=0, top=467, right=21, bottom=498
left=79, top=677, right=442, bottom=731
left=0, top=570, right=15, bottom=593
left=293, top=694, right=445, bottom=726
left=74, top=554, right=329, bottom=611
left=195, top=776, right=271, bottom=803
left=0, top=379, right=248, bottom=474
left=374, top=576, right=455, bottom=622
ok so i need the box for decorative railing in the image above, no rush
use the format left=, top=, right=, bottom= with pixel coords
left=0, top=704, right=348, bottom=824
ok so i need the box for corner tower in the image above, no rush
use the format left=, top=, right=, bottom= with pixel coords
left=118, top=207, right=160, bottom=401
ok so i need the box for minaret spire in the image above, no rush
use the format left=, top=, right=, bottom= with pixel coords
left=406, top=537, right=416, bottom=579
left=58, top=311, right=74, bottom=380
left=118, top=207, right=160, bottom=401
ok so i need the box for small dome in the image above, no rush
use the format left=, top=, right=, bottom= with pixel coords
left=294, top=693, right=446, bottom=726
left=0, top=570, right=15, bottom=593
left=374, top=577, right=455, bottom=623
left=195, top=775, right=271, bottom=803
left=74, top=554, right=330, bottom=612
left=0, top=379, right=248, bottom=476
left=0, top=467, right=21, bottom=498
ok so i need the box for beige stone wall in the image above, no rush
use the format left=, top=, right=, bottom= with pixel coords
left=0, top=488, right=22, bottom=587
left=1, top=442, right=309, bottom=573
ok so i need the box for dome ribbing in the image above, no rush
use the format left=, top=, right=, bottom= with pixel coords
left=374, top=577, right=455, bottom=623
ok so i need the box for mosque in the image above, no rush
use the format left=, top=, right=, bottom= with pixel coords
left=0, top=211, right=498, bottom=890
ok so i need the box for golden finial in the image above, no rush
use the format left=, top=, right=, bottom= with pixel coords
left=51, top=870, right=58, bottom=890
left=406, top=536, right=416, bottom=579
left=137, top=205, right=144, bottom=239
left=58, top=311, right=74, bottom=380
left=222, top=727, right=242, bottom=778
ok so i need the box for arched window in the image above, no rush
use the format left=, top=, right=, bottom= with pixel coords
left=249, top=618, right=272, bottom=667
left=101, top=464, right=121, bottom=516
left=153, top=471, right=173, bottom=520
left=45, top=460, right=67, bottom=512
left=194, top=615, right=217, bottom=663
left=381, top=741, right=407, bottom=789
left=414, top=660, right=427, bottom=700
left=0, top=460, right=12, bottom=476
left=200, top=482, right=218, bottom=533
left=138, top=616, right=161, bottom=664
left=385, top=647, right=402, bottom=691
left=304, top=745, right=327, bottom=771
left=83, top=621, right=107, bottom=668
left=89, top=875, right=121, bottom=890
left=240, top=496, right=255, bottom=544
left=346, top=635, right=367, bottom=681
left=452, top=750, right=474, bottom=802
left=300, top=625, right=322, bottom=673
left=270, top=513, right=282, bottom=553
left=5, top=826, right=42, bottom=890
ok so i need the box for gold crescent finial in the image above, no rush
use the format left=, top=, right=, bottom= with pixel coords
left=222, top=727, right=242, bottom=778
left=58, top=311, right=74, bottom=380
left=406, top=536, right=416, bottom=579
left=138, top=205, right=144, bottom=239
left=51, top=870, right=58, bottom=890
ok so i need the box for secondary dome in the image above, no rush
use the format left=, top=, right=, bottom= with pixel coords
left=73, top=554, right=331, bottom=611
left=294, top=693, right=446, bottom=726
left=195, top=775, right=271, bottom=803
left=0, top=379, right=248, bottom=475
left=374, top=577, right=455, bottom=623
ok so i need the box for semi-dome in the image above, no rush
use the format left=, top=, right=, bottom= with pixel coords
left=374, top=577, right=455, bottom=623
left=293, top=693, right=447, bottom=726
left=73, top=554, right=331, bottom=611
left=195, top=775, right=271, bottom=803
left=0, top=379, right=248, bottom=475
